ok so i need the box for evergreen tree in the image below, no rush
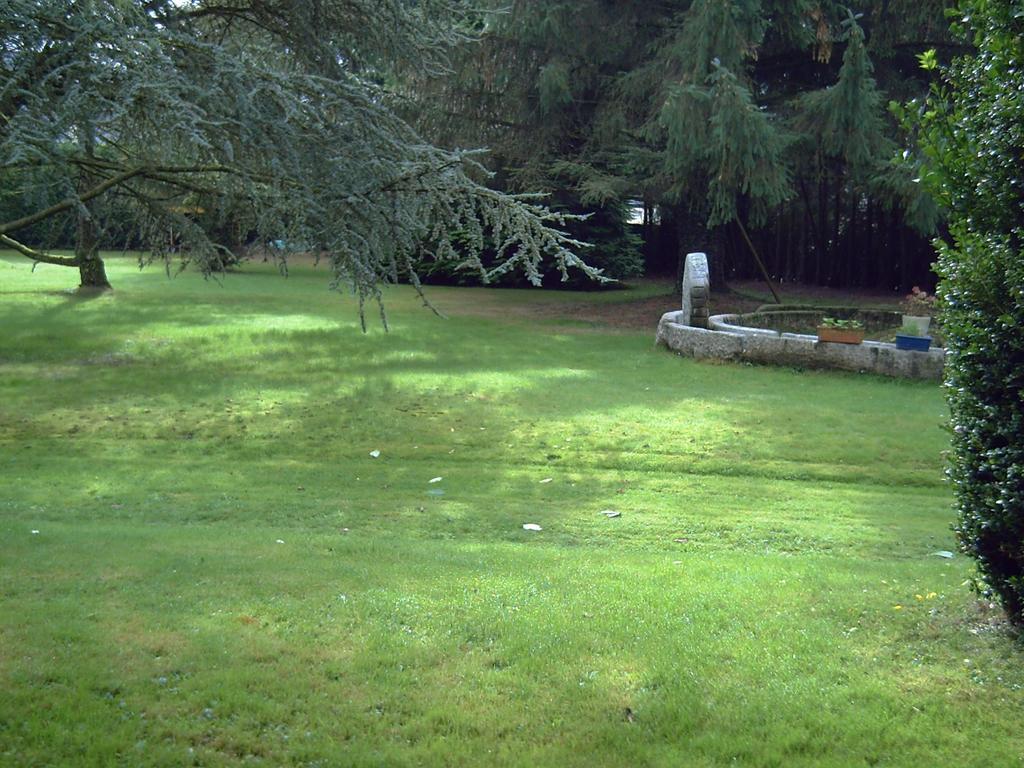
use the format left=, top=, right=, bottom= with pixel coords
left=795, top=14, right=891, bottom=178
left=0, top=0, right=599, bottom=314
left=421, top=0, right=953, bottom=290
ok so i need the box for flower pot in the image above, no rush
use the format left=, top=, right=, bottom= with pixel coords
left=895, top=334, right=932, bottom=352
left=901, top=314, right=931, bottom=336
left=817, top=326, right=865, bottom=344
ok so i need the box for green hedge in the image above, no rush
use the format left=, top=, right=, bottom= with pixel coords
left=921, top=1, right=1024, bottom=621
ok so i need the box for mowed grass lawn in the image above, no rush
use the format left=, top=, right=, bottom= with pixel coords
left=2, top=253, right=1022, bottom=767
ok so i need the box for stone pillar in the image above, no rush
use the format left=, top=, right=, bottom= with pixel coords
left=681, top=252, right=710, bottom=328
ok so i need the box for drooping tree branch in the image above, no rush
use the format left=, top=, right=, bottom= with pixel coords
left=0, top=165, right=235, bottom=236
left=0, top=234, right=80, bottom=266
left=0, top=167, right=145, bottom=235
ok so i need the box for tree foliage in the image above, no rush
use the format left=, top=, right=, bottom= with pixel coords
left=914, top=0, right=1024, bottom=622
left=419, top=0, right=954, bottom=288
left=0, top=0, right=600, bottom=312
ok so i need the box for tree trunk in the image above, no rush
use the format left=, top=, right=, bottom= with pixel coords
left=865, top=201, right=876, bottom=288
left=736, top=218, right=781, bottom=303
left=817, top=163, right=828, bottom=285
left=75, top=207, right=111, bottom=290
left=846, top=190, right=857, bottom=287
left=794, top=208, right=806, bottom=283
left=77, top=253, right=111, bottom=290
left=75, top=120, right=111, bottom=291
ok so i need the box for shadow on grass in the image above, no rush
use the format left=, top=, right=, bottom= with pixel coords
left=1, top=266, right=949, bottom=562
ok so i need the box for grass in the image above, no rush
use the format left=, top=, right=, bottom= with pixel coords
left=1, top=252, right=1022, bottom=767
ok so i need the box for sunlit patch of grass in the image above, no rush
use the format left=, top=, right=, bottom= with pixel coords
left=2, top=252, right=1023, bottom=767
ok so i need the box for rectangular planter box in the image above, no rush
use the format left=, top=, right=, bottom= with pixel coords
left=895, top=334, right=932, bottom=352
left=817, top=327, right=865, bottom=344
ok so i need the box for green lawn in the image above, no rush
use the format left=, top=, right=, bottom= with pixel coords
left=1, top=253, right=1021, bottom=767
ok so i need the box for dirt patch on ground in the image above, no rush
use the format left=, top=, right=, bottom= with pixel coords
left=723, top=280, right=906, bottom=310
left=527, top=293, right=684, bottom=331
left=480, top=279, right=905, bottom=333
left=244, top=255, right=906, bottom=333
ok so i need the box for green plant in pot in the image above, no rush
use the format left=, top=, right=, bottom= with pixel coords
left=901, top=287, right=936, bottom=336
left=817, top=317, right=865, bottom=345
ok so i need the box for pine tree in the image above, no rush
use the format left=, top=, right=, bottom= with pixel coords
left=795, top=14, right=892, bottom=177
left=420, top=0, right=953, bottom=290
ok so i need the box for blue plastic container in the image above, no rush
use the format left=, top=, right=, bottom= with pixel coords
left=895, top=334, right=932, bottom=352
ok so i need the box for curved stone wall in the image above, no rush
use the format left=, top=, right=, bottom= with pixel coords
left=657, top=311, right=945, bottom=380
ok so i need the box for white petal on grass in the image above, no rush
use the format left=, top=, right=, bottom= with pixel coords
left=30, top=530, right=40, bottom=535
left=539, top=478, right=553, bottom=484
left=275, top=539, right=285, bottom=544
left=369, top=450, right=380, bottom=458
left=429, top=477, right=443, bottom=483
left=522, top=523, right=543, bottom=532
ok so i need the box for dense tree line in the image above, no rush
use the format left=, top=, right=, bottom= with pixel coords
left=0, top=1, right=976, bottom=297
left=415, top=0, right=957, bottom=291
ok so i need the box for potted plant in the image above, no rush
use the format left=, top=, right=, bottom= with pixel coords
left=902, top=286, right=936, bottom=336
left=817, top=317, right=865, bottom=344
left=895, top=321, right=932, bottom=352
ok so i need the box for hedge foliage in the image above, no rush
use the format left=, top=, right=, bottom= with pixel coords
left=918, top=1, right=1024, bottom=621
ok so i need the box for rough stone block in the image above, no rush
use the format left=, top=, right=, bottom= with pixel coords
left=681, top=252, right=711, bottom=328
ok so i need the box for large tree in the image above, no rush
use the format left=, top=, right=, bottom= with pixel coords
left=0, top=0, right=598, bottom=316
left=419, top=0, right=952, bottom=290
